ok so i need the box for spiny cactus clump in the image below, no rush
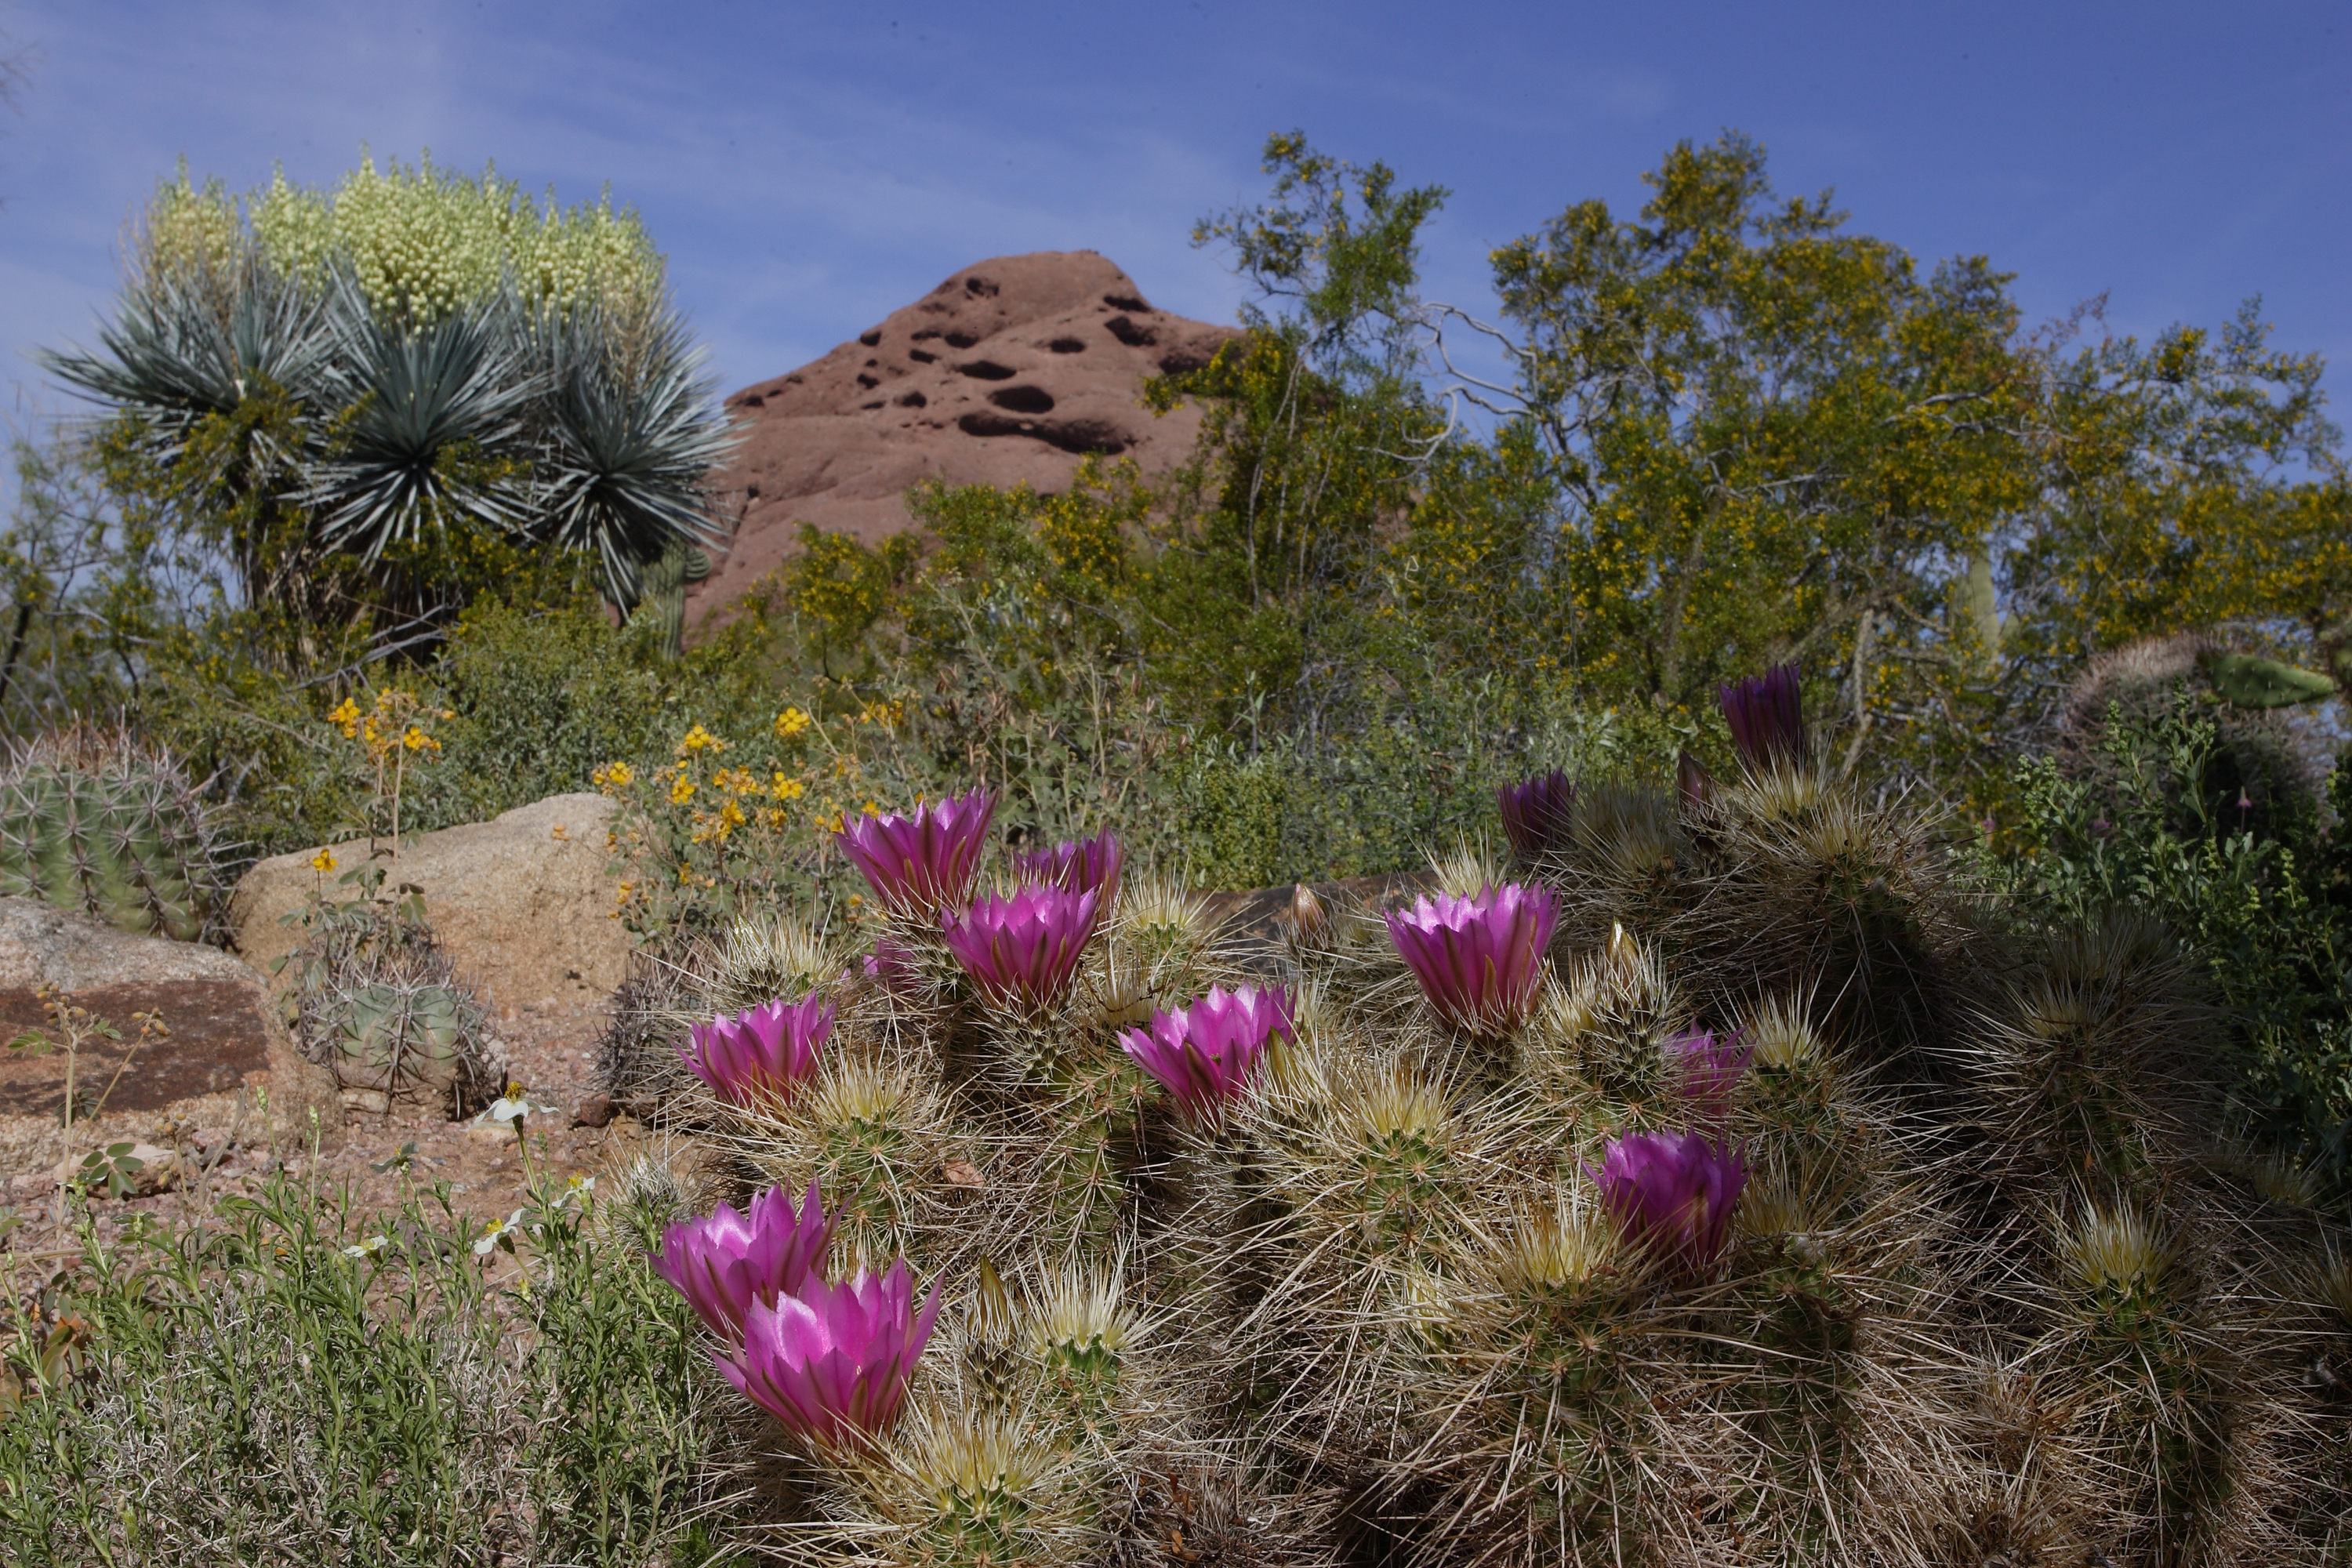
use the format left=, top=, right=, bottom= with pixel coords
left=0, top=725, right=227, bottom=942
left=290, top=886, right=502, bottom=1116
left=614, top=684, right=2352, bottom=1565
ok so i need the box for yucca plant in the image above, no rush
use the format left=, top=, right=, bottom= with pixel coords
left=37, top=157, right=735, bottom=648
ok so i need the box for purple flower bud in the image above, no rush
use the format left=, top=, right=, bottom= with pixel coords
left=1590, top=1131, right=1747, bottom=1269
left=860, top=935, right=920, bottom=996
left=1385, top=883, right=1559, bottom=1033
left=941, top=883, right=1104, bottom=1011
left=1665, top=1027, right=1753, bottom=1120
left=1676, top=750, right=1715, bottom=809
left=834, top=789, right=996, bottom=915
left=1497, top=770, right=1575, bottom=858
left=1015, top=827, right=1123, bottom=905
left=1718, top=663, right=1808, bottom=769
left=718, top=1258, right=942, bottom=1446
left=651, top=1181, right=834, bottom=1346
left=1121, top=984, right=1294, bottom=1120
left=681, top=995, right=833, bottom=1108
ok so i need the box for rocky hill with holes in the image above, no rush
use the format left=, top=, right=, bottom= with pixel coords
left=688, top=251, right=1238, bottom=619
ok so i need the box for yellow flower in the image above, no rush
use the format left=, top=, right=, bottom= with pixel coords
left=592, top=760, right=634, bottom=790
left=860, top=800, right=881, bottom=817
left=719, top=799, right=746, bottom=829
left=669, top=776, right=695, bottom=805
left=401, top=726, right=439, bottom=753
left=328, top=697, right=361, bottom=738
left=772, top=775, right=805, bottom=800
left=774, top=706, right=811, bottom=739
left=676, top=724, right=725, bottom=755
left=310, top=848, right=337, bottom=873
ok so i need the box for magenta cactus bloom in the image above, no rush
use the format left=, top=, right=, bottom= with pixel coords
left=1497, top=770, right=1576, bottom=859
left=1120, top=984, right=1294, bottom=1120
left=1016, top=827, right=1124, bottom=904
left=681, top=994, right=834, bottom=1108
left=652, top=1181, right=834, bottom=1345
left=1667, top=1027, right=1753, bottom=1120
left=1385, top=883, right=1559, bottom=1033
left=1718, top=663, right=1808, bottom=768
left=719, top=1258, right=943, bottom=1446
left=941, top=884, right=1103, bottom=1010
left=1590, top=1131, right=1748, bottom=1269
left=833, top=789, right=997, bottom=915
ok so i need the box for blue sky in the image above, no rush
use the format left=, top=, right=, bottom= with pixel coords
left=2, top=0, right=2347, bottom=431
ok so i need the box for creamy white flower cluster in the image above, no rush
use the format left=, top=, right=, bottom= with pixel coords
left=140, top=150, right=664, bottom=325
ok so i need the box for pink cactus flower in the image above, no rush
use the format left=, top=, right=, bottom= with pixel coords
left=681, top=994, right=834, bottom=1108
left=651, top=1181, right=834, bottom=1345
left=1497, top=770, right=1575, bottom=859
left=940, top=883, right=1102, bottom=1011
left=1385, top=883, right=1559, bottom=1033
left=1120, top=984, right=1294, bottom=1120
left=1016, top=827, right=1124, bottom=904
left=834, top=789, right=996, bottom=915
left=1718, top=663, right=1808, bottom=769
left=719, top=1258, right=943, bottom=1446
left=1590, top=1131, right=1748, bottom=1269
left=1667, top=1027, right=1753, bottom=1120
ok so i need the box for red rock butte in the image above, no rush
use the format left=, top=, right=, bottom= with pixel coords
left=688, top=251, right=1239, bottom=620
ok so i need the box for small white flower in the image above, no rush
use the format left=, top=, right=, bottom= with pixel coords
left=343, top=1234, right=389, bottom=1258
left=479, top=1083, right=557, bottom=1127
left=472, top=1209, right=527, bottom=1256
left=556, top=1174, right=597, bottom=1210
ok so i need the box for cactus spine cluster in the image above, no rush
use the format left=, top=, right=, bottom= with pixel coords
left=612, top=735, right=2352, bottom=1564
left=0, top=728, right=225, bottom=942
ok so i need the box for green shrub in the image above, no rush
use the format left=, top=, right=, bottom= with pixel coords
left=1978, top=690, right=2352, bottom=1180
left=0, top=1158, right=731, bottom=1566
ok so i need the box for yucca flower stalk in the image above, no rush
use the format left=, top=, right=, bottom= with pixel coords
left=1666, top=1026, right=1753, bottom=1122
left=680, top=994, right=833, bottom=1108
left=834, top=789, right=997, bottom=916
left=1591, top=1130, right=1747, bottom=1270
left=1385, top=884, right=1559, bottom=1033
left=1016, top=827, right=1123, bottom=905
left=1120, top=984, right=1294, bottom=1121
left=942, top=884, right=1103, bottom=1011
left=1719, top=663, right=1808, bottom=768
left=652, top=1180, right=834, bottom=1345
left=1497, top=769, right=1575, bottom=859
left=721, top=1258, right=943, bottom=1446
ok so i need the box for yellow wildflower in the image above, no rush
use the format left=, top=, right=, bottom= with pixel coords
left=401, top=726, right=439, bottom=752
left=772, top=775, right=805, bottom=800
left=861, top=800, right=881, bottom=817
left=676, top=724, right=725, bottom=755
left=591, top=760, right=634, bottom=790
left=310, top=848, right=337, bottom=873
left=775, top=706, right=812, bottom=739
left=328, top=697, right=361, bottom=738
left=719, top=799, right=747, bottom=829
left=669, top=776, right=695, bottom=805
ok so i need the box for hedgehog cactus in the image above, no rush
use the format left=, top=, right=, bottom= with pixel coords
left=0, top=728, right=224, bottom=942
left=602, top=720, right=2341, bottom=1565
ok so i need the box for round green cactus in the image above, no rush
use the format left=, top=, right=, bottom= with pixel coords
left=0, top=728, right=224, bottom=942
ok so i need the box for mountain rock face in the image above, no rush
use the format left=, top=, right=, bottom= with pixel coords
left=689, top=251, right=1239, bottom=619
